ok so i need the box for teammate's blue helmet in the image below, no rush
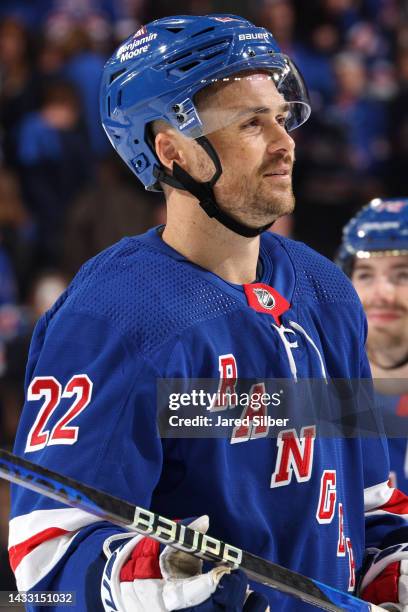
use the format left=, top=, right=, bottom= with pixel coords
left=100, top=14, right=310, bottom=223
left=337, top=198, right=408, bottom=275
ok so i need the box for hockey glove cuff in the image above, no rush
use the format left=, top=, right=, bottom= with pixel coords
left=101, top=515, right=269, bottom=611
left=360, top=544, right=408, bottom=611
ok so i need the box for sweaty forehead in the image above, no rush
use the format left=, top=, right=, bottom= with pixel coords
left=196, top=72, right=285, bottom=112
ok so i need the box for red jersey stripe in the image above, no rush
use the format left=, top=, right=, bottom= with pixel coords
left=379, top=488, right=408, bottom=515
left=9, top=527, right=69, bottom=572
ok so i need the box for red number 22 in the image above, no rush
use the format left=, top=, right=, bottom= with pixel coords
left=25, top=375, right=92, bottom=452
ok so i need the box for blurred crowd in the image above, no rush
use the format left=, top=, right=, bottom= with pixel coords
left=0, top=0, right=407, bottom=592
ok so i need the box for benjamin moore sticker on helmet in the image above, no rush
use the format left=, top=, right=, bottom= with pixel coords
left=117, top=32, right=158, bottom=62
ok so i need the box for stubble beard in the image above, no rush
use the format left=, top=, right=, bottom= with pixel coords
left=216, top=171, right=295, bottom=228
left=192, top=141, right=296, bottom=227
left=252, top=179, right=295, bottom=222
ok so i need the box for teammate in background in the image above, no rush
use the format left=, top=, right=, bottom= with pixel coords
left=337, top=198, right=408, bottom=493
left=8, top=15, right=408, bottom=611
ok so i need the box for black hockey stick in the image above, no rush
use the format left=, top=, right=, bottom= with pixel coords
left=0, top=449, right=383, bottom=611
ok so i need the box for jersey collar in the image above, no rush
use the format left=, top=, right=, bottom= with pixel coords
left=137, top=226, right=296, bottom=307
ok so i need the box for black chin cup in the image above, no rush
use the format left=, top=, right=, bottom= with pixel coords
left=153, top=136, right=273, bottom=238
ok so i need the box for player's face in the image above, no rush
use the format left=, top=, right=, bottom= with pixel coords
left=352, top=255, right=408, bottom=353
left=190, top=73, right=296, bottom=228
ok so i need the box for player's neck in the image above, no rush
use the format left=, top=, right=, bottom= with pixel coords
left=162, top=196, right=261, bottom=285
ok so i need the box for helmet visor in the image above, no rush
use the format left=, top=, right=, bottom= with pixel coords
left=165, top=54, right=311, bottom=138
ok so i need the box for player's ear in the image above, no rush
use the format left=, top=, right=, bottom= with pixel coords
left=155, top=129, right=187, bottom=173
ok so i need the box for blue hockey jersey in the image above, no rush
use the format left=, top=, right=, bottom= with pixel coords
left=375, top=392, right=408, bottom=494
left=9, top=228, right=408, bottom=610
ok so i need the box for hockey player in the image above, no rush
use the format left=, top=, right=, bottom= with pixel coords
left=338, top=198, right=408, bottom=495
left=9, top=15, right=408, bottom=611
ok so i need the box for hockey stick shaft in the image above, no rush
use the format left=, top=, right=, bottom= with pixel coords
left=0, top=449, right=383, bottom=611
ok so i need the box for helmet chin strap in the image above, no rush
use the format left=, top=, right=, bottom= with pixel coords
left=153, top=136, right=274, bottom=238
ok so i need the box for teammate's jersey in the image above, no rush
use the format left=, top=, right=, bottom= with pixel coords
left=375, top=392, right=408, bottom=493
left=9, top=228, right=408, bottom=611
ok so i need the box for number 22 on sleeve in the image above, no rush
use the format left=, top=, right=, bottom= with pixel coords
left=25, top=375, right=93, bottom=452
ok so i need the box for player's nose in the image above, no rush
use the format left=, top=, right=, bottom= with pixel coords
left=265, top=122, right=295, bottom=157
left=372, top=275, right=397, bottom=303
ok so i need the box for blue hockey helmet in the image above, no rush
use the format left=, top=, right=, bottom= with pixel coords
left=337, top=198, right=408, bottom=275
left=100, top=15, right=310, bottom=237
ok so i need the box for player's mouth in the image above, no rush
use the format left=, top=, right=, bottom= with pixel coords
left=263, top=167, right=291, bottom=179
left=366, top=309, right=404, bottom=322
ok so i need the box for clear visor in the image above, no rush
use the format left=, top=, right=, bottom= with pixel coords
left=165, top=54, right=311, bottom=139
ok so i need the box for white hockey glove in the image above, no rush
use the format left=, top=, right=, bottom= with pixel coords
left=101, top=515, right=269, bottom=612
left=359, top=544, right=408, bottom=611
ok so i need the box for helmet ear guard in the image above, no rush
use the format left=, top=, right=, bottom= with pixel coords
left=100, top=14, right=311, bottom=236
left=336, top=198, right=408, bottom=275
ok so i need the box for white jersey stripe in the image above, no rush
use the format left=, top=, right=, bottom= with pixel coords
left=9, top=508, right=97, bottom=547
left=9, top=508, right=101, bottom=591
left=364, top=481, right=394, bottom=512
left=14, top=531, right=80, bottom=591
left=365, top=508, right=408, bottom=521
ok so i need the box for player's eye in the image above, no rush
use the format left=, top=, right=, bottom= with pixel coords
left=353, top=271, right=373, bottom=282
left=240, top=116, right=261, bottom=130
left=277, top=110, right=291, bottom=129
left=394, top=270, right=408, bottom=285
